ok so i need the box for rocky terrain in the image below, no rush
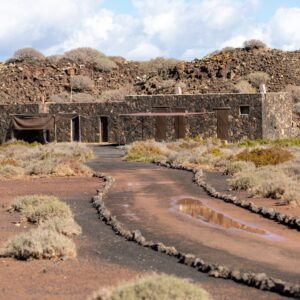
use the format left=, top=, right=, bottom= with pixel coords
left=1, top=47, right=300, bottom=104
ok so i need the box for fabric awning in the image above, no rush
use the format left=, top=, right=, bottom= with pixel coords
left=11, top=115, right=55, bottom=130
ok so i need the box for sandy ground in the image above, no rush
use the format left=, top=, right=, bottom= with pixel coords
left=0, top=177, right=141, bottom=300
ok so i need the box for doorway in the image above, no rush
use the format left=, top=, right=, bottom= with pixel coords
left=215, top=108, right=230, bottom=140
left=99, top=116, right=108, bottom=143
left=174, top=108, right=186, bottom=139
left=14, top=130, right=49, bottom=144
left=153, top=107, right=168, bottom=141
left=71, top=116, right=80, bottom=142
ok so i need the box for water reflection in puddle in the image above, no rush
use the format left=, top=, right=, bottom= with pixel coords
left=178, top=199, right=266, bottom=235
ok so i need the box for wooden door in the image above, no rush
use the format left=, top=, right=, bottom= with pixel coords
left=154, top=107, right=168, bottom=141
left=216, top=109, right=229, bottom=140
left=174, top=108, right=186, bottom=139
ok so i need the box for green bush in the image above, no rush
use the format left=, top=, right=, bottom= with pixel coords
left=90, top=274, right=210, bottom=300
left=238, top=138, right=300, bottom=148
left=235, top=147, right=293, bottom=167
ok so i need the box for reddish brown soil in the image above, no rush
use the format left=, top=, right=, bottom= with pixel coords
left=0, top=177, right=141, bottom=300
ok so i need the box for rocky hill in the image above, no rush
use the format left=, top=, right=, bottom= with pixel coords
left=1, top=47, right=300, bottom=104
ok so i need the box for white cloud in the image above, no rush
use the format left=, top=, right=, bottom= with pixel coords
left=2, top=0, right=300, bottom=61
left=267, top=7, right=300, bottom=50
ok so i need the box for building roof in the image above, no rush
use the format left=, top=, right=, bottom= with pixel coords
left=120, top=112, right=214, bottom=117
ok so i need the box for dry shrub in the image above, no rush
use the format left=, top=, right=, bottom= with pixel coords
left=72, top=93, right=95, bottom=103
left=64, top=47, right=105, bottom=62
left=40, top=217, right=82, bottom=237
left=13, top=48, right=45, bottom=60
left=94, top=56, right=118, bottom=72
left=70, top=75, right=94, bottom=92
left=243, top=39, right=267, bottom=50
left=124, top=140, right=169, bottom=163
left=46, top=55, right=63, bottom=64
left=139, top=57, right=179, bottom=74
left=109, top=56, right=126, bottom=64
left=12, top=195, right=72, bottom=224
left=48, top=92, right=69, bottom=103
left=0, top=142, right=93, bottom=179
left=0, top=165, right=25, bottom=179
left=0, top=228, right=76, bottom=260
left=90, top=274, right=210, bottom=300
left=221, top=46, right=236, bottom=53
left=160, top=79, right=176, bottom=90
left=224, top=160, right=256, bottom=175
left=99, top=85, right=134, bottom=102
left=51, top=159, right=93, bottom=177
left=235, top=147, right=293, bottom=167
left=234, top=80, right=256, bottom=93
left=245, top=72, right=270, bottom=88
left=294, top=103, right=300, bottom=115
left=286, top=85, right=300, bottom=100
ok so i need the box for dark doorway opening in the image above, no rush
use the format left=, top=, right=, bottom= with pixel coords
left=153, top=107, right=168, bottom=141
left=14, top=130, right=49, bottom=144
left=100, top=117, right=109, bottom=143
left=215, top=108, right=230, bottom=140
left=174, top=108, right=186, bottom=139
left=71, top=116, right=80, bottom=142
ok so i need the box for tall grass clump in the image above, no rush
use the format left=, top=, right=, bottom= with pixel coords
left=40, top=217, right=82, bottom=237
left=0, top=142, right=93, bottom=179
left=1, top=194, right=82, bottom=260
left=11, top=195, right=72, bottom=224
left=124, top=140, right=169, bottom=163
left=0, top=228, right=76, bottom=260
left=90, top=274, right=210, bottom=300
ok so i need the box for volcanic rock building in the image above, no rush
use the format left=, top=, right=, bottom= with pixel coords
left=0, top=92, right=295, bottom=144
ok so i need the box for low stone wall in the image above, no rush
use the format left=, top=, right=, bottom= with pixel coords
left=91, top=172, right=300, bottom=298
left=155, top=160, right=300, bottom=231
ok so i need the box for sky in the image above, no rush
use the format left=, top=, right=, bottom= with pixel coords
left=1, top=0, right=300, bottom=61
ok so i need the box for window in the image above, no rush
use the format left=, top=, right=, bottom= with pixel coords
left=240, top=105, right=250, bottom=115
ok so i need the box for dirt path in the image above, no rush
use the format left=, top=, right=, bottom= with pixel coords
left=1, top=147, right=298, bottom=300
left=87, top=146, right=300, bottom=296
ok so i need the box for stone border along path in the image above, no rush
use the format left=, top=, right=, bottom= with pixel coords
left=92, top=172, right=300, bottom=299
left=154, top=161, right=300, bottom=232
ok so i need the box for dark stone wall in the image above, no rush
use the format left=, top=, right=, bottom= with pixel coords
left=262, top=93, right=294, bottom=139
left=126, top=93, right=264, bottom=141
left=0, top=104, right=39, bottom=143
left=2, top=92, right=291, bottom=144
left=48, top=102, right=129, bottom=143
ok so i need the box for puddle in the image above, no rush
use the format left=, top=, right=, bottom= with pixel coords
left=178, top=198, right=266, bottom=235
